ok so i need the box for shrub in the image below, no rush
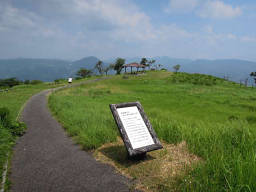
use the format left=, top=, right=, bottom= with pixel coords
left=0, top=77, right=22, bottom=87
left=0, top=107, right=11, bottom=127
left=24, top=80, right=30, bottom=84
left=30, top=80, right=43, bottom=85
left=54, top=78, right=65, bottom=84
left=10, top=122, right=26, bottom=136
left=0, top=107, right=26, bottom=136
left=75, top=77, right=83, bottom=80
left=54, top=79, right=61, bottom=84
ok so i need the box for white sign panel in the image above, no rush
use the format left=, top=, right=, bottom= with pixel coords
left=117, top=106, right=154, bottom=149
left=68, top=78, right=72, bottom=83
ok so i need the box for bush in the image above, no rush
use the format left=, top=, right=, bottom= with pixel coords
left=0, top=107, right=11, bottom=127
left=75, top=77, right=82, bottom=80
left=0, top=77, right=22, bottom=88
left=9, top=122, right=26, bottom=136
left=54, top=79, right=60, bottom=84
left=24, top=80, right=30, bottom=84
left=54, top=78, right=65, bottom=84
left=30, top=80, right=43, bottom=85
left=0, top=107, right=26, bottom=136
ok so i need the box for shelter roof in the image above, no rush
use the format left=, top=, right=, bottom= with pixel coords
left=123, top=62, right=146, bottom=68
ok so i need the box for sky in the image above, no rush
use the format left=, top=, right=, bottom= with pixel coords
left=0, top=0, right=256, bottom=61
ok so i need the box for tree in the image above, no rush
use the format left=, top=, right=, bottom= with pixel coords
left=76, top=68, right=92, bottom=78
left=140, top=58, right=148, bottom=65
left=103, top=65, right=112, bottom=76
left=147, top=59, right=155, bottom=70
left=95, top=60, right=103, bottom=75
left=103, top=64, right=115, bottom=75
left=114, top=58, right=125, bottom=75
left=173, top=64, right=181, bottom=73
left=250, top=72, right=256, bottom=86
left=0, top=77, right=22, bottom=88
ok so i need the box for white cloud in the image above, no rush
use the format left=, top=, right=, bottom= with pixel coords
left=198, top=1, right=242, bottom=19
left=0, top=3, right=36, bottom=31
left=227, top=33, right=237, bottom=40
left=0, top=0, right=253, bottom=60
left=0, top=1, right=61, bottom=38
left=203, top=25, right=214, bottom=33
left=165, top=0, right=199, bottom=13
left=240, top=36, right=256, bottom=43
left=165, top=0, right=242, bottom=19
left=73, top=0, right=150, bottom=28
left=71, top=0, right=155, bottom=41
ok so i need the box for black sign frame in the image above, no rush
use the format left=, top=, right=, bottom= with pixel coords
left=110, top=101, right=163, bottom=157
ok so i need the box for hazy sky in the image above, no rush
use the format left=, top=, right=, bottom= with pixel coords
left=0, top=0, right=256, bottom=61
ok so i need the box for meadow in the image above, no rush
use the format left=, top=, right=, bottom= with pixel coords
left=49, top=71, right=256, bottom=191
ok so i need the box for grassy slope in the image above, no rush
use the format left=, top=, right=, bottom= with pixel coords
left=49, top=71, right=256, bottom=191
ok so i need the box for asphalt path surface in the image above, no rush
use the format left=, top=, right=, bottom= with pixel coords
left=10, top=81, right=134, bottom=192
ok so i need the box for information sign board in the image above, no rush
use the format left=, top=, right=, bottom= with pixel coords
left=110, top=102, right=162, bottom=157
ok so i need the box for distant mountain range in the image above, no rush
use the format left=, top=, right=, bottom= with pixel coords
left=0, top=56, right=255, bottom=83
left=0, top=56, right=101, bottom=82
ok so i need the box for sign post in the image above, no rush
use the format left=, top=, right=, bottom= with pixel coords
left=110, top=102, right=162, bottom=158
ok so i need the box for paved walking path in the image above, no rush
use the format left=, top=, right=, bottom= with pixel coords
left=10, top=81, right=132, bottom=192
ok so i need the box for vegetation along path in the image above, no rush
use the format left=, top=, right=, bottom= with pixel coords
left=10, top=79, right=133, bottom=192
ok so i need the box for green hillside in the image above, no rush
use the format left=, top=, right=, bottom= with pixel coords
left=49, top=71, right=256, bottom=191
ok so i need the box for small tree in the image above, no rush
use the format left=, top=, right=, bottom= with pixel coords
left=95, top=60, right=103, bottom=75
left=140, top=57, right=148, bottom=65
left=147, top=59, right=155, bottom=70
left=103, top=64, right=113, bottom=76
left=76, top=68, right=92, bottom=78
left=114, top=58, right=125, bottom=75
left=173, top=64, right=181, bottom=73
left=250, top=72, right=256, bottom=86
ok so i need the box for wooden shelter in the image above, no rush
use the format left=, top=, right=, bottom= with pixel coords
left=122, top=62, right=146, bottom=73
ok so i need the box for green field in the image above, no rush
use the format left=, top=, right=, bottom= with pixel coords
left=49, top=71, right=256, bottom=191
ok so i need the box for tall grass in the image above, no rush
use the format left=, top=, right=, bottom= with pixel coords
left=49, top=71, right=256, bottom=191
